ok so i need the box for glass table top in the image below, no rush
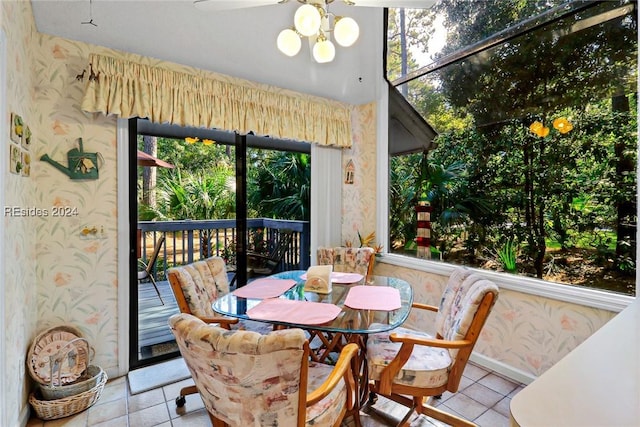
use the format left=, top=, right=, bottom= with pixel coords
left=213, top=270, right=414, bottom=334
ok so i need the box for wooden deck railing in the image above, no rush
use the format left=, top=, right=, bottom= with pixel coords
left=137, top=218, right=310, bottom=279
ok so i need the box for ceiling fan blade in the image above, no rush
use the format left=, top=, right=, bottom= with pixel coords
left=347, top=0, right=437, bottom=8
left=193, top=0, right=286, bottom=11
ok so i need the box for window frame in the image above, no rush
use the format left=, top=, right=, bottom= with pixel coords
left=377, top=2, right=638, bottom=312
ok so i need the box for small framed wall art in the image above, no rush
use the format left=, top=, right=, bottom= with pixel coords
left=8, top=112, right=32, bottom=177
left=9, top=143, right=21, bottom=174
left=22, top=125, right=32, bottom=150
left=10, top=112, right=23, bottom=144
left=21, top=150, right=31, bottom=176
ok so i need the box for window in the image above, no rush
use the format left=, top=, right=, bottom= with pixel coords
left=386, top=1, right=638, bottom=296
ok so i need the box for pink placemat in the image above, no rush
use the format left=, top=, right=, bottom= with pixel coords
left=232, top=278, right=296, bottom=299
left=300, top=272, right=364, bottom=284
left=247, top=299, right=342, bottom=325
left=344, top=285, right=402, bottom=311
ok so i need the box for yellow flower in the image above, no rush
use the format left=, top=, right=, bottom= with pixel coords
left=529, top=121, right=550, bottom=138
left=553, top=117, right=573, bottom=134
left=202, top=139, right=215, bottom=146
left=185, top=137, right=199, bottom=144
left=358, top=231, right=376, bottom=248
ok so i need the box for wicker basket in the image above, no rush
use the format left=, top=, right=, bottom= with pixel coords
left=39, top=365, right=104, bottom=400
left=27, top=325, right=92, bottom=386
left=29, top=368, right=107, bottom=420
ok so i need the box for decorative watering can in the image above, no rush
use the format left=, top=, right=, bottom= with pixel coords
left=41, top=138, right=100, bottom=180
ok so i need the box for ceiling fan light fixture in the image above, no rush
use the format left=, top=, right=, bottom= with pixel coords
left=312, top=37, right=335, bottom=63
left=333, top=16, right=359, bottom=47
left=276, top=0, right=364, bottom=64
left=277, top=28, right=302, bottom=56
left=294, top=4, right=321, bottom=37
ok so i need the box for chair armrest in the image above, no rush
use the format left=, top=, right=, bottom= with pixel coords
left=198, top=316, right=239, bottom=329
left=377, top=334, right=472, bottom=395
left=247, top=251, right=270, bottom=261
left=246, top=252, right=272, bottom=268
left=411, top=302, right=439, bottom=312
left=307, top=343, right=358, bottom=408
left=390, top=332, right=472, bottom=349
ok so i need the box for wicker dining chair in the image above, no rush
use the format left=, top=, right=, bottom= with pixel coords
left=167, top=256, right=278, bottom=407
left=365, top=268, right=499, bottom=427
left=169, top=312, right=359, bottom=427
left=316, top=246, right=376, bottom=280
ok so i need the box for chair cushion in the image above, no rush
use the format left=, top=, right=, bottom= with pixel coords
left=317, top=247, right=335, bottom=266
left=236, top=319, right=276, bottom=336
left=367, top=325, right=452, bottom=389
left=320, top=247, right=374, bottom=276
left=335, top=247, right=373, bottom=276
left=436, top=274, right=499, bottom=359
left=168, top=257, right=230, bottom=318
left=434, top=269, right=477, bottom=335
left=171, top=315, right=309, bottom=426
left=306, top=361, right=347, bottom=426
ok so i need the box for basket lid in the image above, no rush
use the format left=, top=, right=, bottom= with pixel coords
left=27, top=325, right=91, bottom=386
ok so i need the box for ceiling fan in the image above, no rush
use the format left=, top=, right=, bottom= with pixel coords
left=194, top=0, right=437, bottom=63
left=193, top=0, right=438, bottom=11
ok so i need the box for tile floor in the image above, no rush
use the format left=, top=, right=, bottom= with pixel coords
left=27, top=361, right=524, bottom=427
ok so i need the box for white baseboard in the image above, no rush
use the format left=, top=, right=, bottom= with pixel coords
left=104, top=366, right=121, bottom=382
left=18, top=405, right=29, bottom=427
left=470, top=352, right=536, bottom=386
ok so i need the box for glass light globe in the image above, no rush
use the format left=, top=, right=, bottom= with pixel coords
left=294, top=4, right=321, bottom=37
left=334, top=17, right=359, bottom=47
left=277, top=28, right=301, bottom=56
left=313, top=39, right=335, bottom=63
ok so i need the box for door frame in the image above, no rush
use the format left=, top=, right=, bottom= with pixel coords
left=117, top=118, right=318, bottom=372
left=116, top=118, right=131, bottom=376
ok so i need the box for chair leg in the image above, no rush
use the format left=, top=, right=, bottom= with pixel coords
left=175, top=384, right=198, bottom=407
left=418, top=400, right=477, bottom=427
left=362, top=400, right=416, bottom=427
left=147, top=275, right=165, bottom=305
left=209, top=413, right=227, bottom=427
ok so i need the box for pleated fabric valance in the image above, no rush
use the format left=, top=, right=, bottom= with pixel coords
left=81, top=53, right=353, bottom=147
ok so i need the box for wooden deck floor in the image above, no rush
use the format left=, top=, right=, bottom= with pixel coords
left=137, top=272, right=238, bottom=354
left=138, top=279, right=180, bottom=350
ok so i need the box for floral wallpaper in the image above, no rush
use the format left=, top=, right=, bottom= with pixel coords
left=2, top=1, right=39, bottom=426
left=0, top=2, right=624, bottom=426
left=342, top=102, right=377, bottom=245
left=32, top=35, right=120, bottom=376
left=374, top=263, right=617, bottom=377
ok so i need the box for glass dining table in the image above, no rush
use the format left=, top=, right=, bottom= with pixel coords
left=212, top=270, right=414, bottom=415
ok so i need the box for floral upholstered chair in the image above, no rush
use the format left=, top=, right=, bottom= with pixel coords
left=168, top=256, right=236, bottom=327
left=167, top=256, right=272, bottom=407
left=169, top=313, right=359, bottom=427
left=316, top=246, right=375, bottom=279
left=366, top=268, right=499, bottom=427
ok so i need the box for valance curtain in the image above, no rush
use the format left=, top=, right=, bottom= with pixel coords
left=81, top=53, right=352, bottom=147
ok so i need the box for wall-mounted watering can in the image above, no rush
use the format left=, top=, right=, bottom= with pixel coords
left=41, top=138, right=100, bottom=180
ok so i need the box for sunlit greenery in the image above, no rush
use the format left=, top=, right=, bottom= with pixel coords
left=137, top=137, right=310, bottom=222
left=387, top=1, right=637, bottom=295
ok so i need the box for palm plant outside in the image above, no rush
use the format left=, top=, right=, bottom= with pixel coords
left=138, top=137, right=310, bottom=263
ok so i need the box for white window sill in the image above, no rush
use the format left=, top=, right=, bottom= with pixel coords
left=378, top=253, right=635, bottom=313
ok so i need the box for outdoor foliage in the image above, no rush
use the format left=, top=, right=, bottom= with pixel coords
left=387, top=1, right=637, bottom=295
left=137, top=136, right=236, bottom=221
left=248, top=151, right=311, bottom=221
